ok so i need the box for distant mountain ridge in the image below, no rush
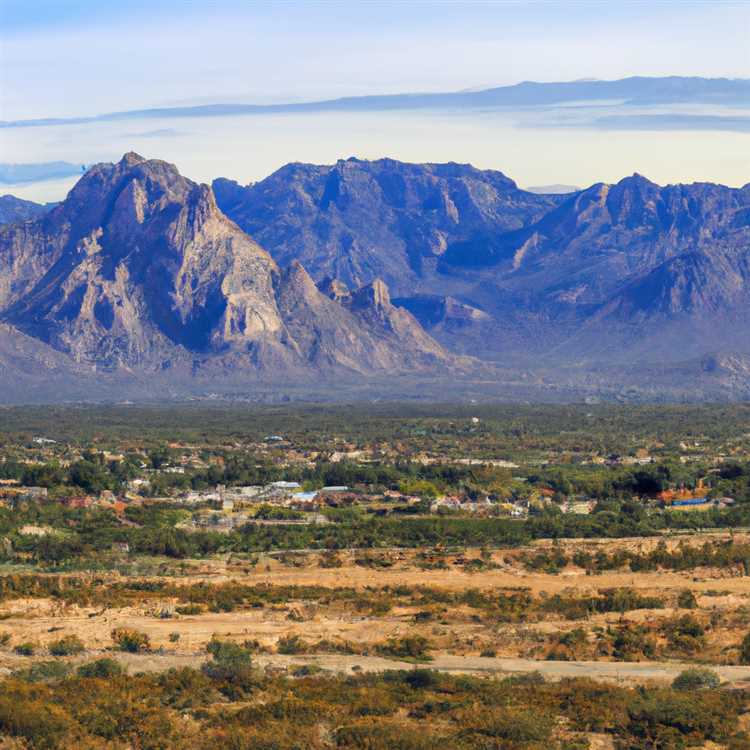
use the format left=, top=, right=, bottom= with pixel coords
left=3, top=76, right=748, bottom=129
left=0, top=195, right=53, bottom=225
left=0, top=161, right=82, bottom=184
left=212, top=158, right=560, bottom=293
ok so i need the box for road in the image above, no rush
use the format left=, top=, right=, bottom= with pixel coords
left=5, top=651, right=749, bottom=685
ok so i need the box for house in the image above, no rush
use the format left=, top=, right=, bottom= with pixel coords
left=671, top=497, right=709, bottom=507
left=20, top=486, right=48, bottom=500
left=563, top=500, right=595, bottom=515
left=658, top=479, right=710, bottom=505
left=293, top=491, right=319, bottom=503
left=231, top=486, right=263, bottom=498
left=18, top=525, right=55, bottom=536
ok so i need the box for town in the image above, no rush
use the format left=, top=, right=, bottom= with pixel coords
left=1, top=403, right=746, bottom=543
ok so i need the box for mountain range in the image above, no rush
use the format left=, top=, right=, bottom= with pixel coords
left=213, top=159, right=750, bottom=366
left=3, top=152, right=750, bottom=403
left=3, top=77, right=749, bottom=130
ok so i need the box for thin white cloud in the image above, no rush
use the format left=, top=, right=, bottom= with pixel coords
left=1, top=0, right=748, bottom=120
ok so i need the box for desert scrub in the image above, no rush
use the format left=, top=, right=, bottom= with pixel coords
left=276, top=634, right=308, bottom=655
left=12, top=660, right=72, bottom=683
left=48, top=635, right=85, bottom=656
left=672, top=667, right=721, bottom=690
left=111, top=627, right=151, bottom=653
left=376, top=635, right=432, bottom=661
left=76, top=658, right=124, bottom=678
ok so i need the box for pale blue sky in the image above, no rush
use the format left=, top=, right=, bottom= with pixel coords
left=1, top=0, right=748, bottom=120
left=1, top=0, right=749, bottom=200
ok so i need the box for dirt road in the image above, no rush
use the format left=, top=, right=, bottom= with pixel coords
left=4, top=650, right=750, bottom=686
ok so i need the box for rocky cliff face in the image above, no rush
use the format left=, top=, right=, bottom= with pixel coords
left=0, top=154, right=456, bottom=377
left=213, top=158, right=558, bottom=294
left=451, top=175, right=750, bottom=307
left=216, top=161, right=750, bottom=366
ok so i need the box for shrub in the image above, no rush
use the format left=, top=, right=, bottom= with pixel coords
left=169, top=632, right=180, bottom=643
left=0, top=695, right=72, bottom=749
left=627, top=690, right=737, bottom=747
left=13, top=642, right=35, bottom=656
left=611, top=624, right=656, bottom=660
left=48, top=634, right=85, bottom=656
left=677, top=589, right=698, bottom=609
left=0, top=631, right=10, bottom=647
left=459, top=707, right=554, bottom=744
left=111, top=627, right=151, bottom=653
left=157, top=667, right=216, bottom=709
left=558, top=627, right=587, bottom=648
left=403, top=669, right=439, bottom=690
left=202, top=639, right=256, bottom=699
left=319, top=551, right=343, bottom=568
left=663, top=614, right=705, bottom=654
left=12, top=660, right=71, bottom=683
left=77, top=657, right=124, bottom=678
left=176, top=604, right=203, bottom=615
left=672, top=667, right=721, bottom=691
left=277, top=634, right=307, bottom=655
left=335, top=721, right=440, bottom=749
left=740, top=631, right=750, bottom=665
left=292, top=664, right=324, bottom=677
left=376, top=636, right=432, bottom=661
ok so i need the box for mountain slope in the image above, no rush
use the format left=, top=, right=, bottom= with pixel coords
left=0, top=154, right=457, bottom=378
left=445, top=175, right=750, bottom=306
left=213, top=158, right=558, bottom=294
left=216, top=158, right=750, bottom=364
left=0, top=195, right=52, bottom=225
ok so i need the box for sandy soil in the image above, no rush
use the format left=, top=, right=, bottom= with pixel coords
left=3, top=533, right=750, bottom=681
left=3, top=649, right=750, bottom=687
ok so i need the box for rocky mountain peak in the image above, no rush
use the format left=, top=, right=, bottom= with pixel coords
left=120, top=151, right=147, bottom=167
left=351, top=278, right=391, bottom=310
left=0, top=154, right=456, bottom=379
left=213, top=158, right=557, bottom=293
left=279, top=261, right=321, bottom=299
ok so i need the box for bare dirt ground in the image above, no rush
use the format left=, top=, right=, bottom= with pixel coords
left=3, top=532, right=750, bottom=683
left=3, top=649, right=750, bottom=687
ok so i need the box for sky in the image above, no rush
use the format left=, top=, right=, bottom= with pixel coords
left=1, top=0, right=749, bottom=199
left=2, top=0, right=748, bottom=120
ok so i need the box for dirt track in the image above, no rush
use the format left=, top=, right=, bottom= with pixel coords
left=3, top=650, right=749, bottom=686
